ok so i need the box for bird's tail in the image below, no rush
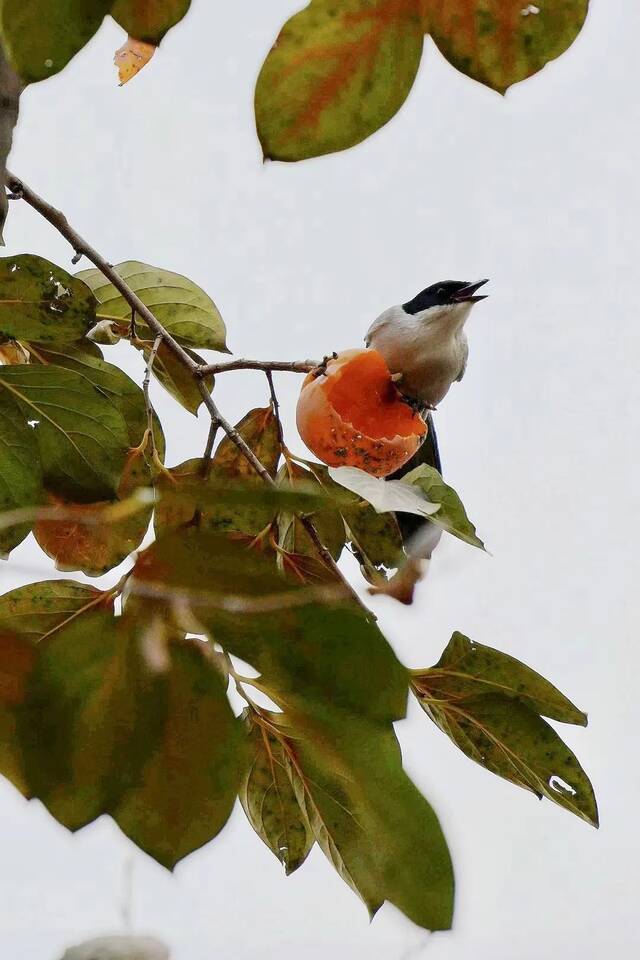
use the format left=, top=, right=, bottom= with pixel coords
left=389, top=411, right=443, bottom=557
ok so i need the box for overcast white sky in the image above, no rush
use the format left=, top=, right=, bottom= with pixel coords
left=1, top=2, right=639, bottom=957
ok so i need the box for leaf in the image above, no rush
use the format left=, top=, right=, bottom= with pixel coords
left=0, top=364, right=130, bottom=502
left=113, top=639, right=247, bottom=869
left=131, top=530, right=408, bottom=724
left=305, top=463, right=403, bottom=573
left=17, top=611, right=164, bottom=830
left=111, top=0, right=191, bottom=43
left=281, top=708, right=454, bottom=930
left=34, top=455, right=153, bottom=576
left=114, top=36, right=155, bottom=84
left=402, top=463, right=485, bottom=549
left=76, top=262, right=229, bottom=352
left=0, top=630, right=37, bottom=793
left=277, top=463, right=346, bottom=563
left=0, top=389, right=43, bottom=555
left=34, top=346, right=166, bottom=471
left=421, top=631, right=587, bottom=724
left=0, top=46, right=21, bottom=245
left=0, top=0, right=113, bottom=83
left=0, top=579, right=111, bottom=642
left=0, top=255, right=96, bottom=343
left=424, top=0, right=589, bottom=94
left=329, top=465, right=441, bottom=518
left=155, top=409, right=280, bottom=538
left=134, top=339, right=212, bottom=415
left=240, top=711, right=315, bottom=875
left=255, top=0, right=425, bottom=161
left=416, top=691, right=597, bottom=826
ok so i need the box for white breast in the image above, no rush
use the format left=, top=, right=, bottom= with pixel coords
left=365, top=303, right=470, bottom=406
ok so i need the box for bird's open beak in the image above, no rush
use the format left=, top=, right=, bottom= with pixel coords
left=453, top=279, right=489, bottom=303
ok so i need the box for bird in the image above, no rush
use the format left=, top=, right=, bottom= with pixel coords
left=366, top=278, right=489, bottom=556
left=365, top=278, right=489, bottom=410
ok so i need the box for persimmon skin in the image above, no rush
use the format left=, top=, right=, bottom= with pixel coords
left=296, top=349, right=427, bottom=478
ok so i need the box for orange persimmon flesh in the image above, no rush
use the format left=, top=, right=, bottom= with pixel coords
left=296, top=349, right=427, bottom=477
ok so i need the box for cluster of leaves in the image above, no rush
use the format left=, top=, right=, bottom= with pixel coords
left=0, top=248, right=596, bottom=930
left=0, top=2, right=590, bottom=163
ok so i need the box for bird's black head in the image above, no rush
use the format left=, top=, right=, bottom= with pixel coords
left=402, top=279, right=489, bottom=315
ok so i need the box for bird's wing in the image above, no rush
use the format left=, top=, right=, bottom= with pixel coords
left=364, top=307, right=395, bottom=346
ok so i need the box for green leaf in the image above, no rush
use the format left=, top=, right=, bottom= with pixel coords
left=240, top=711, right=315, bottom=875
left=0, top=579, right=110, bottom=642
left=281, top=709, right=454, bottom=930
left=0, top=364, right=130, bottom=502
left=0, top=389, right=43, bottom=555
left=111, top=0, right=191, bottom=43
left=113, top=639, right=247, bottom=869
left=76, top=261, right=229, bottom=352
left=134, top=339, right=212, bottom=415
left=421, top=631, right=587, bottom=725
left=277, top=463, right=346, bottom=563
left=17, top=611, right=164, bottom=830
left=36, top=345, right=165, bottom=457
left=255, top=0, right=424, bottom=161
left=155, top=408, right=280, bottom=538
left=0, top=630, right=36, bottom=794
left=402, top=464, right=485, bottom=550
left=132, top=530, right=408, bottom=724
left=425, top=0, right=589, bottom=94
left=0, top=0, right=112, bottom=83
left=305, top=463, right=403, bottom=573
left=413, top=689, right=597, bottom=826
left=0, top=255, right=96, bottom=343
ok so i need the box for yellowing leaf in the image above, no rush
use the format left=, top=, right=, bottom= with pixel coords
left=255, top=0, right=425, bottom=161
left=114, top=36, right=156, bottom=85
left=240, top=711, right=315, bottom=875
left=424, top=0, right=589, bottom=93
left=76, top=262, right=229, bottom=352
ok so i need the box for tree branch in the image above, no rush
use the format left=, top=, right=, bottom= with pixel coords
left=6, top=172, right=368, bottom=614
left=5, top=172, right=198, bottom=374
left=197, top=358, right=318, bottom=377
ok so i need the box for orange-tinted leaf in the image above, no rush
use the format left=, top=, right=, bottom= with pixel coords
left=111, top=0, right=191, bottom=43
left=114, top=36, right=156, bottom=84
left=424, top=0, right=589, bottom=93
left=214, top=407, right=280, bottom=479
left=255, top=0, right=425, bottom=161
left=34, top=450, right=153, bottom=577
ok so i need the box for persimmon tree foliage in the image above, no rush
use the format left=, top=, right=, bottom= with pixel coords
left=0, top=0, right=596, bottom=936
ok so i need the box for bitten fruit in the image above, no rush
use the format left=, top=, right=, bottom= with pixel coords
left=296, top=349, right=427, bottom=477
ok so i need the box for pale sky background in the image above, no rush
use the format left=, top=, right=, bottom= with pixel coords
left=1, top=1, right=638, bottom=957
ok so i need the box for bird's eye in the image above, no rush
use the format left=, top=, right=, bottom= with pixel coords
left=437, top=287, right=445, bottom=296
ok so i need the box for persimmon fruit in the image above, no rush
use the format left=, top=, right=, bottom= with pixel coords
left=296, top=349, right=427, bottom=477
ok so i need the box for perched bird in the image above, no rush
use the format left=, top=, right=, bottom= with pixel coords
left=365, top=279, right=489, bottom=410
left=366, top=279, right=489, bottom=557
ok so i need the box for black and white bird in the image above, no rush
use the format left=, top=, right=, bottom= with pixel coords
left=365, top=279, right=489, bottom=411
left=366, top=279, right=489, bottom=554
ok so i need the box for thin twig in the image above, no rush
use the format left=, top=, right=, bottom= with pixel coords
left=200, top=418, right=220, bottom=480
left=197, top=381, right=277, bottom=486
left=197, top=358, right=318, bottom=377
left=265, top=369, right=284, bottom=448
